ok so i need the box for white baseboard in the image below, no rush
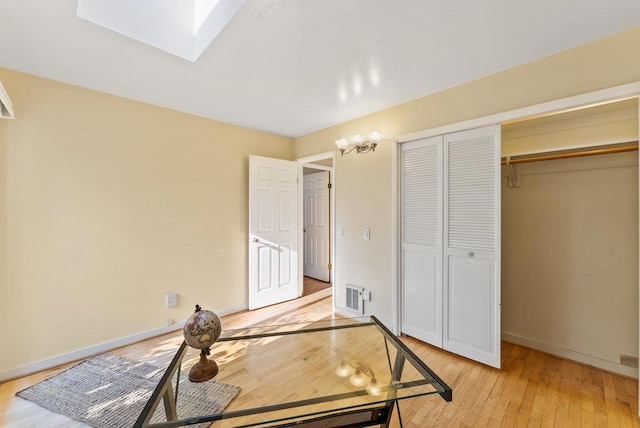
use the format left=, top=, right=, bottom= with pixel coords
left=502, top=331, right=638, bottom=378
left=216, top=303, right=248, bottom=318
left=333, top=306, right=361, bottom=319
left=0, top=303, right=248, bottom=382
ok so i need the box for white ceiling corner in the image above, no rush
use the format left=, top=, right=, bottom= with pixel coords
left=77, top=0, right=245, bottom=62
left=1, top=1, right=640, bottom=137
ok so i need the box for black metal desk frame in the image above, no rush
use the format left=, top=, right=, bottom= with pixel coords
left=134, top=316, right=452, bottom=428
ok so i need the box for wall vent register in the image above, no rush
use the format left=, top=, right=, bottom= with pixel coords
left=346, top=284, right=365, bottom=315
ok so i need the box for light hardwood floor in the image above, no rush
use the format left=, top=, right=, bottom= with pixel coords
left=1, top=283, right=639, bottom=427
left=302, top=275, right=331, bottom=296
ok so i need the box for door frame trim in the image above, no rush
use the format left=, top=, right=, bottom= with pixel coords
left=396, top=82, right=640, bottom=143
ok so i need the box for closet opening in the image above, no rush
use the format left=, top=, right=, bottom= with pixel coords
left=500, top=97, right=639, bottom=377
left=395, top=86, right=640, bottom=385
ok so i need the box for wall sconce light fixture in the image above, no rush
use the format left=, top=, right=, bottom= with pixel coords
left=335, top=132, right=383, bottom=156
left=335, top=360, right=384, bottom=396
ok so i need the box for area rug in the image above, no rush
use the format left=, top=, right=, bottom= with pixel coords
left=16, top=353, right=240, bottom=428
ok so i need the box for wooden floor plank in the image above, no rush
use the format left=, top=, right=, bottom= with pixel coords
left=1, top=279, right=639, bottom=427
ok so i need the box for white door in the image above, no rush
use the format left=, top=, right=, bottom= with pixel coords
left=443, top=125, right=501, bottom=368
left=401, top=136, right=443, bottom=347
left=248, top=155, right=298, bottom=310
left=303, top=171, right=330, bottom=282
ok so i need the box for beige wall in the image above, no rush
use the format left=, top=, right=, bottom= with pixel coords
left=502, top=152, right=638, bottom=369
left=294, top=27, right=640, bottom=347
left=0, top=68, right=293, bottom=374
left=502, top=99, right=638, bottom=156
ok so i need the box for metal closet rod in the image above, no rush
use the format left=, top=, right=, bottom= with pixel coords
left=501, top=142, right=639, bottom=165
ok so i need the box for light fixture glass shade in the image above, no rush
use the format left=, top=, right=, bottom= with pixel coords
left=350, top=134, right=365, bottom=144
left=368, top=131, right=382, bottom=143
left=366, top=378, right=383, bottom=396
left=335, top=361, right=354, bottom=377
left=335, top=138, right=350, bottom=150
left=349, top=369, right=368, bottom=386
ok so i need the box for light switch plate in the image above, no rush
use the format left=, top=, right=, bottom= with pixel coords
left=363, top=228, right=370, bottom=240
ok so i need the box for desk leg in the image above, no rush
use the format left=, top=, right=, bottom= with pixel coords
left=382, top=351, right=406, bottom=428
left=163, top=383, right=178, bottom=421
left=380, top=401, right=395, bottom=428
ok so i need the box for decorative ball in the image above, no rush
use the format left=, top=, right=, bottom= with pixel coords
left=183, top=309, right=222, bottom=350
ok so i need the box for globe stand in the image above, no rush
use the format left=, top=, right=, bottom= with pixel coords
left=188, top=348, right=218, bottom=382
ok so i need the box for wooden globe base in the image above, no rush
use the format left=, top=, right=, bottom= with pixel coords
left=188, top=353, right=219, bottom=382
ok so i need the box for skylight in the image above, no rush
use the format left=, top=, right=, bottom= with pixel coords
left=77, top=0, right=246, bottom=62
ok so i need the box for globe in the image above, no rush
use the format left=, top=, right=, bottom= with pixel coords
left=183, top=309, right=222, bottom=350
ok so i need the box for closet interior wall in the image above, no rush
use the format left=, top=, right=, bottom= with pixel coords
left=500, top=98, right=639, bottom=377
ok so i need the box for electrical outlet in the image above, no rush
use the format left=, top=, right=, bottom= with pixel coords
left=166, top=293, right=178, bottom=308
left=338, top=227, right=344, bottom=238
left=166, top=318, right=175, bottom=326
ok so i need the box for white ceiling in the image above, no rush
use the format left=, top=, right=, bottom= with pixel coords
left=1, top=1, right=640, bottom=137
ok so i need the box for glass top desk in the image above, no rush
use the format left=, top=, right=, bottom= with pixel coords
left=135, top=316, right=452, bottom=427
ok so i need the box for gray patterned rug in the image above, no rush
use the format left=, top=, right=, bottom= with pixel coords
left=16, top=353, right=240, bottom=428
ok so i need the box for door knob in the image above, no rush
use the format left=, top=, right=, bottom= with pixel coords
left=467, top=251, right=474, bottom=257
left=252, top=238, right=259, bottom=243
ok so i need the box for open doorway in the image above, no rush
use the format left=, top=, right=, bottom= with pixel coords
left=297, top=152, right=335, bottom=302
left=248, top=152, right=335, bottom=310
left=302, top=167, right=330, bottom=282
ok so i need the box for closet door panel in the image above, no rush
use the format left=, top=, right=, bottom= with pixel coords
left=444, top=125, right=501, bottom=368
left=447, top=255, right=496, bottom=352
left=402, top=245, right=441, bottom=344
left=401, top=136, right=443, bottom=347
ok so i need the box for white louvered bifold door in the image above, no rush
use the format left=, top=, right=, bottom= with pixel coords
left=443, top=125, right=501, bottom=368
left=401, top=135, right=443, bottom=347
